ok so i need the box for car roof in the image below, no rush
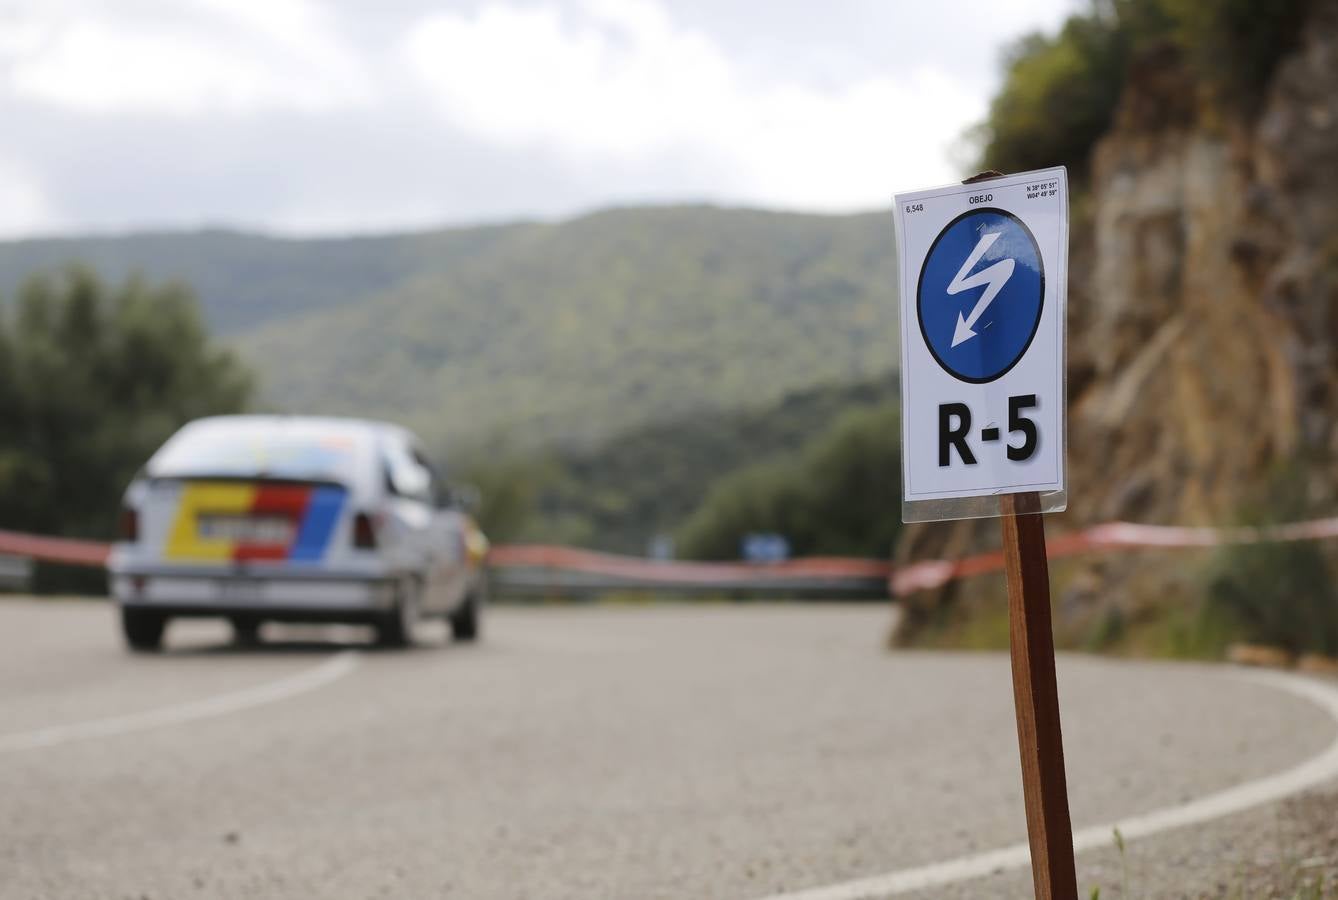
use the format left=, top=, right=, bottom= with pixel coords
left=144, top=415, right=423, bottom=486
left=175, top=414, right=415, bottom=443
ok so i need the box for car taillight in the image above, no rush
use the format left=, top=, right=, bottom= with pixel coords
left=352, top=512, right=377, bottom=549
left=118, top=507, right=139, bottom=542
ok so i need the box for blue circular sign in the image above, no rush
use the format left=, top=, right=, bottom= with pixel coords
left=917, top=208, right=1044, bottom=384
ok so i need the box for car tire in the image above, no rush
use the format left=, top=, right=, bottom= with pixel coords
left=122, top=608, right=167, bottom=652
left=449, top=591, right=481, bottom=643
left=230, top=617, right=262, bottom=645
left=375, top=579, right=419, bottom=649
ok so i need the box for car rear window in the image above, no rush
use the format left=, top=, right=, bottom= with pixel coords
left=147, top=420, right=371, bottom=486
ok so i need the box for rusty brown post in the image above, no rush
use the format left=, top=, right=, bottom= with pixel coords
left=1000, top=490, right=1077, bottom=899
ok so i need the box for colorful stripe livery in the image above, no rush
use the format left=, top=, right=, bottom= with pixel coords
left=165, top=481, right=346, bottom=563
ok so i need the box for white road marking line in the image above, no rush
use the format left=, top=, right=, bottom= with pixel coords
left=0, top=651, right=359, bottom=753
left=755, top=669, right=1338, bottom=900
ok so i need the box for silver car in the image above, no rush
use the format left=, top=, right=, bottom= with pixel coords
left=108, top=415, right=488, bottom=650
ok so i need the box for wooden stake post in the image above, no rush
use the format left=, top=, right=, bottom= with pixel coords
left=1000, top=490, right=1077, bottom=899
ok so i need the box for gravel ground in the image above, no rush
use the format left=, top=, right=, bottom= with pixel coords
left=906, top=781, right=1338, bottom=899
left=0, top=599, right=1334, bottom=900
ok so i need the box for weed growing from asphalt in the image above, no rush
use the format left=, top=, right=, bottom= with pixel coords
left=1115, top=827, right=1131, bottom=897
left=1088, top=792, right=1338, bottom=898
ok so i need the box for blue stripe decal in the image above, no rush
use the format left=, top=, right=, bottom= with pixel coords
left=290, top=486, right=345, bottom=561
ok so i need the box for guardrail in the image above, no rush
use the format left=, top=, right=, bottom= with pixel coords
left=487, top=545, right=890, bottom=597
left=3, top=515, right=1337, bottom=599
left=0, top=553, right=33, bottom=590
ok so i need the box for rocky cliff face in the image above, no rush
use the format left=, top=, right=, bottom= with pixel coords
left=894, top=3, right=1338, bottom=641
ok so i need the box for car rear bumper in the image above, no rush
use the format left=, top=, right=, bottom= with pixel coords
left=112, top=569, right=396, bottom=619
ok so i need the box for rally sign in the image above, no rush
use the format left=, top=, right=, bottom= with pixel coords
left=894, top=168, right=1068, bottom=522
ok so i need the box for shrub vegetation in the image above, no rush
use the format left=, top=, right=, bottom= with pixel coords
left=975, top=0, right=1314, bottom=177
left=675, top=405, right=901, bottom=560
left=0, top=267, right=252, bottom=542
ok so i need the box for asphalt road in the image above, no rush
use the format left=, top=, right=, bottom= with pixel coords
left=1, top=599, right=1334, bottom=900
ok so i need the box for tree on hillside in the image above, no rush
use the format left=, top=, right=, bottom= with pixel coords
left=973, top=0, right=1314, bottom=177
left=675, top=405, right=901, bottom=560
left=0, top=267, right=253, bottom=540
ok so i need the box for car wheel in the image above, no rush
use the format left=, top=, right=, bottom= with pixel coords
left=230, top=617, right=262, bottom=645
left=122, top=608, right=167, bottom=652
left=375, top=579, right=419, bottom=648
left=449, top=591, right=481, bottom=643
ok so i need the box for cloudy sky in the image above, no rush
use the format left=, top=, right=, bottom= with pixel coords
left=0, top=0, right=1075, bottom=238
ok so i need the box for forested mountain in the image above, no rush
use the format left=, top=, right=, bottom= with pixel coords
left=0, top=206, right=898, bottom=452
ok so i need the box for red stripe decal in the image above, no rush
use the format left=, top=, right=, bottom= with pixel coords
left=233, top=485, right=313, bottom=562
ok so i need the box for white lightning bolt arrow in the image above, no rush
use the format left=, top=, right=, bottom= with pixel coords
left=945, top=231, right=1015, bottom=347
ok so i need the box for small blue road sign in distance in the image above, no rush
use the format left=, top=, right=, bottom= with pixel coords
left=916, top=208, right=1044, bottom=383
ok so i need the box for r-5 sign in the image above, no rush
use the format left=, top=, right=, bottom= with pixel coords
left=938, top=394, right=1039, bottom=467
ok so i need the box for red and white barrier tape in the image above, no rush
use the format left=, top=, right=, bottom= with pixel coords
left=3, top=514, right=1337, bottom=596
left=0, top=529, right=112, bottom=568
left=889, top=517, right=1338, bottom=596
left=0, top=530, right=891, bottom=587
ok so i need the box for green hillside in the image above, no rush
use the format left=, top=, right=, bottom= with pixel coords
left=0, top=224, right=528, bottom=335
left=0, top=206, right=898, bottom=451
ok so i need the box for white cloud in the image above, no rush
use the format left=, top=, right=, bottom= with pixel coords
left=0, top=0, right=1072, bottom=234
left=2, top=0, right=370, bottom=116
left=402, top=0, right=984, bottom=210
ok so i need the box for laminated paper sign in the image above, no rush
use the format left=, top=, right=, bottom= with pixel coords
left=893, top=168, right=1068, bottom=522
